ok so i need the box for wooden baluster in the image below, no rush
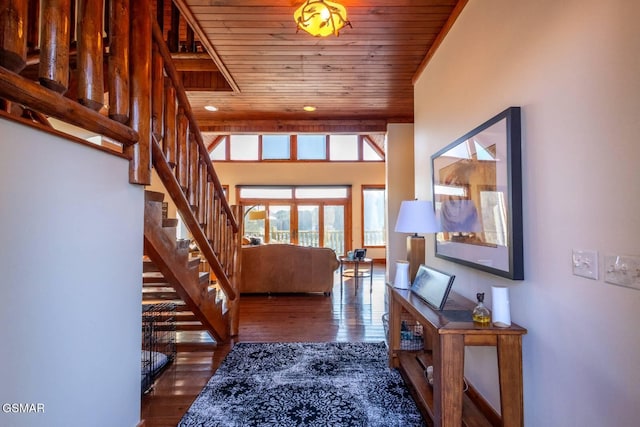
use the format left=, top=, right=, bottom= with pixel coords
left=126, top=0, right=151, bottom=185
left=176, top=108, right=189, bottom=191
left=186, top=26, right=194, bottom=52
left=103, top=0, right=110, bottom=43
left=198, top=163, right=207, bottom=226
left=26, top=0, right=38, bottom=50
left=229, top=229, right=236, bottom=274
left=229, top=204, right=242, bottom=337
left=39, top=0, right=70, bottom=93
left=219, top=213, right=227, bottom=270
left=206, top=182, right=215, bottom=241
left=69, top=0, right=75, bottom=42
left=163, top=78, right=176, bottom=168
left=227, top=221, right=234, bottom=273
left=222, top=221, right=229, bottom=274
left=108, top=0, right=129, bottom=123
left=212, top=194, right=221, bottom=255
left=151, top=43, right=164, bottom=142
left=0, top=0, right=28, bottom=72
left=168, top=1, right=179, bottom=52
left=77, top=0, right=104, bottom=111
left=155, top=0, right=164, bottom=32
left=218, top=197, right=225, bottom=256
left=188, top=133, right=198, bottom=208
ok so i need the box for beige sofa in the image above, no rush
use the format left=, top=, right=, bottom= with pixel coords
left=239, top=244, right=340, bottom=295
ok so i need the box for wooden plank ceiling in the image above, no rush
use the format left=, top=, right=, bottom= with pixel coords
left=177, top=0, right=465, bottom=134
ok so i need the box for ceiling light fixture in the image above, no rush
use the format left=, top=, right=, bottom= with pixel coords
left=204, top=105, right=218, bottom=112
left=303, top=105, right=317, bottom=112
left=294, top=0, right=352, bottom=37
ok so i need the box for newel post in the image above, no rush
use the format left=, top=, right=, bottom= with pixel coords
left=126, top=0, right=151, bottom=185
left=229, top=204, right=242, bottom=337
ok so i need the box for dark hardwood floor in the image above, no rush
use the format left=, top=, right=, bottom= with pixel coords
left=141, top=264, right=388, bottom=427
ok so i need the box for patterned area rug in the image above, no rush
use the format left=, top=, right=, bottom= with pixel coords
left=178, top=342, right=424, bottom=426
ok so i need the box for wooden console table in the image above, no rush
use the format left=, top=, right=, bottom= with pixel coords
left=387, top=283, right=527, bottom=427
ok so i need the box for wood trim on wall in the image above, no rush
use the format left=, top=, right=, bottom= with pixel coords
left=412, top=0, right=469, bottom=85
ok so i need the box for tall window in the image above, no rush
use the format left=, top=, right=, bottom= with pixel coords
left=362, top=186, right=386, bottom=247
left=238, top=185, right=351, bottom=255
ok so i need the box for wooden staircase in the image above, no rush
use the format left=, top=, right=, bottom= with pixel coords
left=0, top=0, right=241, bottom=348
left=143, top=190, right=229, bottom=344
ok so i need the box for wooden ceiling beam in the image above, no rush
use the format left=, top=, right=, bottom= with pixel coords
left=171, top=52, right=220, bottom=71
left=413, top=0, right=468, bottom=84
left=198, top=119, right=389, bottom=134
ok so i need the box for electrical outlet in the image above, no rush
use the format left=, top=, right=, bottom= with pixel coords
left=572, top=249, right=598, bottom=280
left=604, top=254, right=640, bottom=290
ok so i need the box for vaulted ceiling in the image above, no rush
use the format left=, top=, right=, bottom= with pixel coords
left=172, top=0, right=467, bottom=134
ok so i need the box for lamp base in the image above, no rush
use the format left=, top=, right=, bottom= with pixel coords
left=406, top=235, right=425, bottom=283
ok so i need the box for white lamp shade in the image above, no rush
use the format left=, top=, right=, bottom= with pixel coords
left=394, top=200, right=439, bottom=234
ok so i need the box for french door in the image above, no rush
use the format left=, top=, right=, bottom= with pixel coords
left=239, top=186, right=350, bottom=255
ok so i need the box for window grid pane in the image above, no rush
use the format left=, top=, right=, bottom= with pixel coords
left=230, top=135, right=259, bottom=160
left=363, top=142, right=383, bottom=161
left=297, top=135, right=326, bottom=160
left=363, top=188, right=386, bottom=246
left=210, top=141, right=226, bottom=161
left=239, top=188, right=293, bottom=199
left=329, top=135, right=358, bottom=161
left=295, top=187, right=347, bottom=199
left=262, top=135, right=290, bottom=160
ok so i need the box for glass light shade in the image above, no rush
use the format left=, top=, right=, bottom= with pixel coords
left=394, top=200, right=440, bottom=234
left=294, top=0, right=350, bottom=37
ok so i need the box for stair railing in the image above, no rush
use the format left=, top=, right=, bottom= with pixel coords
left=150, top=20, right=239, bottom=302
left=0, top=0, right=239, bottom=303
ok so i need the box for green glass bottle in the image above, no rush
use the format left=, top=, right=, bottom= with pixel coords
left=472, top=292, right=491, bottom=325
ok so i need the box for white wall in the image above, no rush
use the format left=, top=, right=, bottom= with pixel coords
left=213, top=160, right=385, bottom=259
left=414, top=1, right=640, bottom=425
left=385, top=123, right=415, bottom=281
left=0, top=118, right=144, bottom=427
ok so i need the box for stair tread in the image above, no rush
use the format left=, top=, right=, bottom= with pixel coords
left=142, top=293, right=179, bottom=299
left=145, top=190, right=165, bottom=203
left=163, top=218, right=179, bottom=228
left=175, top=331, right=217, bottom=351
left=143, top=271, right=209, bottom=284
left=142, top=298, right=185, bottom=305
left=175, top=322, right=208, bottom=331
left=142, top=272, right=167, bottom=283
left=142, top=286, right=175, bottom=292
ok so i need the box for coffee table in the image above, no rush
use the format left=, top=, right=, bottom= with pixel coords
left=339, top=256, right=374, bottom=293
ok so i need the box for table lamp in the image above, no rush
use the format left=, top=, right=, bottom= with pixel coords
left=394, top=200, right=440, bottom=282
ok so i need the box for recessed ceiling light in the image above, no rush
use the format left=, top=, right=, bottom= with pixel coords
left=303, top=105, right=316, bottom=112
left=204, top=105, right=218, bottom=112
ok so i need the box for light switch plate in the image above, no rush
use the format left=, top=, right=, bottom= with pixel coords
left=604, top=254, right=640, bottom=290
left=572, top=249, right=598, bottom=280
